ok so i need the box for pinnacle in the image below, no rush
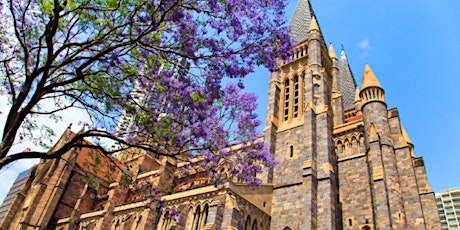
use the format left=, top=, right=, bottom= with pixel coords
left=401, top=125, right=413, bottom=144
left=308, top=16, right=320, bottom=33
left=355, top=88, right=361, bottom=102
left=340, top=49, right=347, bottom=60
left=329, top=43, right=338, bottom=60
left=361, top=64, right=382, bottom=90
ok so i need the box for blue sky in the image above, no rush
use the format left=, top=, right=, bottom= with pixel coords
left=1, top=0, right=459, bottom=202
left=244, top=0, right=460, bottom=193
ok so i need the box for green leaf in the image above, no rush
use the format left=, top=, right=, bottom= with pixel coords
left=40, top=0, right=55, bottom=16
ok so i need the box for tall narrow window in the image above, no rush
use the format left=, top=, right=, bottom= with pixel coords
left=284, top=79, right=290, bottom=121
left=290, top=146, right=294, bottom=158
left=191, top=205, right=208, bottom=230
left=192, top=206, right=202, bottom=230
left=113, top=219, right=120, bottom=230
left=199, top=205, right=209, bottom=229
left=134, top=216, right=142, bottom=230
left=244, top=216, right=251, bottom=230
left=293, top=76, right=299, bottom=117
left=274, top=86, right=280, bottom=119
left=161, top=212, right=172, bottom=230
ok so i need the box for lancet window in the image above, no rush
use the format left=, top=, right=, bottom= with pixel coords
left=191, top=204, right=208, bottom=230
left=281, top=74, right=303, bottom=123
left=293, top=76, right=299, bottom=118
left=283, top=79, right=290, bottom=121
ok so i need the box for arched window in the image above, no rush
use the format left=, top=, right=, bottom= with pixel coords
left=359, top=135, right=365, bottom=153
left=252, top=219, right=258, bottom=230
left=352, top=137, right=358, bottom=154
left=361, top=226, right=371, bottom=230
left=284, top=79, right=290, bottom=121
left=191, top=205, right=208, bottom=230
left=244, top=216, right=251, bottom=230
left=161, top=212, right=172, bottom=230
left=134, top=215, right=142, bottom=230
left=199, top=204, right=209, bottom=229
left=112, top=219, right=120, bottom=230
left=283, top=227, right=292, bottom=230
left=293, top=76, right=299, bottom=118
left=192, top=206, right=202, bottom=230
left=337, top=141, right=343, bottom=154
left=344, top=139, right=350, bottom=154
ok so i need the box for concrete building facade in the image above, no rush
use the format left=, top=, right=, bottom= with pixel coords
left=0, top=0, right=440, bottom=229
left=0, top=168, right=32, bottom=225
left=436, top=188, right=460, bottom=229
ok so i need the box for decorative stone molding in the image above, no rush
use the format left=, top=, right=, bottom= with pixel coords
left=302, top=160, right=314, bottom=177
left=373, top=165, right=384, bottom=181
left=332, top=91, right=342, bottom=99
left=304, top=102, right=314, bottom=112
left=315, top=105, right=328, bottom=115
left=303, top=160, right=313, bottom=169
left=321, top=162, right=334, bottom=173
left=269, top=79, right=279, bottom=88
left=203, top=223, right=217, bottom=230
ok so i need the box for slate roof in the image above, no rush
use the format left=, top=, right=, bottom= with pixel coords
left=289, top=0, right=357, bottom=111
left=338, top=49, right=358, bottom=110
left=288, top=0, right=316, bottom=43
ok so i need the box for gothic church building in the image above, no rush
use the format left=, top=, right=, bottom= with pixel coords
left=0, top=0, right=440, bottom=229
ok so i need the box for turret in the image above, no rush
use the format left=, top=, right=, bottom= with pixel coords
left=330, top=43, right=344, bottom=126
left=360, top=64, right=390, bottom=144
left=360, top=64, right=385, bottom=106
left=307, top=16, right=322, bottom=74
left=360, top=64, right=406, bottom=228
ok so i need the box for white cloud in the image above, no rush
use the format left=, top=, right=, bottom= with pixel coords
left=358, top=38, right=370, bottom=49
left=358, top=38, right=371, bottom=58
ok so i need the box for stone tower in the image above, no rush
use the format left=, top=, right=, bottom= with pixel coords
left=265, top=0, right=440, bottom=229
left=265, top=1, right=339, bottom=227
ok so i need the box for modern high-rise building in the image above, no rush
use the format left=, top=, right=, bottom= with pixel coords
left=0, top=0, right=441, bottom=229
left=0, top=168, right=32, bottom=225
left=436, top=188, right=460, bottom=229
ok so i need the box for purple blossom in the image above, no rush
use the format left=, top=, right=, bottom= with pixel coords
left=0, top=0, right=291, bottom=186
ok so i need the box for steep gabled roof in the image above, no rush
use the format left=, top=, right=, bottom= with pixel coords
left=338, top=49, right=358, bottom=110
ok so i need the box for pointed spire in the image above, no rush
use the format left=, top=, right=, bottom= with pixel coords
left=308, top=16, right=320, bottom=33
left=329, top=43, right=338, bottom=60
left=361, top=64, right=382, bottom=90
left=401, top=125, right=413, bottom=145
left=338, top=48, right=358, bottom=110
left=355, top=88, right=361, bottom=102
left=288, top=0, right=315, bottom=42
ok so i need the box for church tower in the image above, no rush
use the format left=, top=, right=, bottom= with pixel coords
left=265, top=0, right=339, bottom=228
left=266, top=1, right=440, bottom=229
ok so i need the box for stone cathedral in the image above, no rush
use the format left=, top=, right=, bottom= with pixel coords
left=0, top=0, right=440, bottom=229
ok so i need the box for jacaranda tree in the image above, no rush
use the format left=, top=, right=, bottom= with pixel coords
left=0, top=0, right=292, bottom=186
